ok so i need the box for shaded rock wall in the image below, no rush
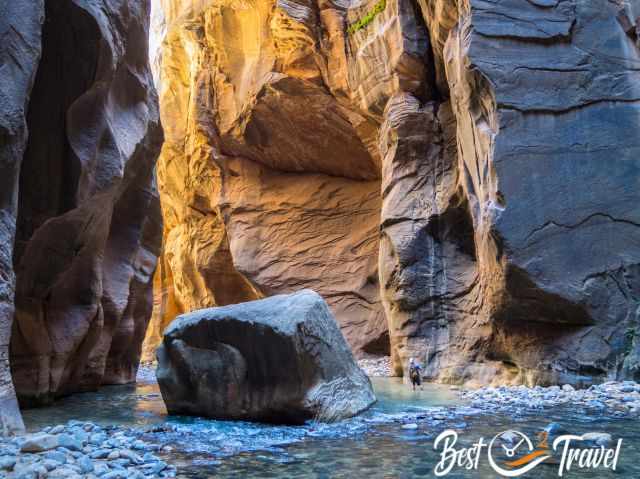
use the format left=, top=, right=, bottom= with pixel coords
left=392, top=0, right=640, bottom=385
left=2, top=0, right=162, bottom=413
left=149, top=0, right=640, bottom=386
left=0, top=0, right=44, bottom=435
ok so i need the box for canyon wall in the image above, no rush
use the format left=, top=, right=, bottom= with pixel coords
left=150, top=0, right=640, bottom=387
left=0, top=0, right=161, bottom=432
left=0, top=0, right=44, bottom=435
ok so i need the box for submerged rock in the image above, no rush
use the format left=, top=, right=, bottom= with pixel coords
left=156, top=290, right=376, bottom=423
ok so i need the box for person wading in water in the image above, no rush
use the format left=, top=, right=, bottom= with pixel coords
left=408, top=358, right=423, bottom=391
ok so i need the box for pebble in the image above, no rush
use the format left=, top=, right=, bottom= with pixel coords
left=0, top=456, right=16, bottom=471
left=77, top=455, right=94, bottom=473
left=48, top=426, right=65, bottom=435
left=57, top=434, right=82, bottom=452
left=19, top=434, right=59, bottom=453
left=582, top=432, right=612, bottom=447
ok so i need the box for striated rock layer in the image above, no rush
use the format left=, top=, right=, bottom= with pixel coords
left=150, top=0, right=640, bottom=386
left=3, top=0, right=163, bottom=414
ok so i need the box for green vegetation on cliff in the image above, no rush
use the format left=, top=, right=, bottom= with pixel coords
left=347, top=0, right=387, bottom=35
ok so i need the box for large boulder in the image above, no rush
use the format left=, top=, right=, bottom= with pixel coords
left=156, top=290, right=376, bottom=424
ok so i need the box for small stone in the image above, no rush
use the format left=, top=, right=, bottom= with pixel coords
left=57, top=434, right=83, bottom=452
left=112, top=458, right=131, bottom=467
left=43, top=451, right=67, bottom=464
left=401, top=423, right=418, bottom=430
left=142, top=452, right=158, bottom=463
left=102, top=470, right=128, bottom=479
left=142, top=461, right=167, bottom=475
left=582, top=432, right=613, bottom=447
left=77, top=455, right=94, bottom=473
left=14, top=464, right=48, bottom=479
left=90, top=449, right=111, bottom=460
left=47, top=466, right=83, bottom=479
left=93, top=462, right=110, bottom=476
left=20, top=433, right=60, bottom=453
left=73, top=430, right=89, bottom=444
left=0, top=456, right=16, bottom=471
left=107, top=450, right=120, bottom=460
left=118, top=449, right=142, bottom=464
left=89, top=433, right=108, bottom=446
left=43, top=459, right=60, bottom=471
left=49, top=425, right=65, bottom=435
left=131, top=440, right=147, bottom=451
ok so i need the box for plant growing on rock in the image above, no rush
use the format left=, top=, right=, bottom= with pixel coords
left=347, top=0, right=387, bottom=35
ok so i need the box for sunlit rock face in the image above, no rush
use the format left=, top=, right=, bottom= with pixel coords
left=147, top=0, right=431, bottom=358
left=7, top=0, right=162, bottom=408
left=151, top=0, right=640, bottom=386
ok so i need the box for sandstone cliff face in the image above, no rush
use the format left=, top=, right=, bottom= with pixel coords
left=151, top=0, right=640, bottom=386
left=147, top=0, right=429, bottom=356
left=398, top=0, right=640, bottom=386
left=0, top=0, right=44, bottom=435
left=0, top=0, right=162, bottom=421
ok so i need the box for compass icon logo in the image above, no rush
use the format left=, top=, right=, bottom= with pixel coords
left=487, top=430, right=552, bottom=477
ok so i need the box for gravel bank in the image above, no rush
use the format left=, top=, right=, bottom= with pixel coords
left=357, top=356, right=393, bottom=377
left=0, top=421, right=175, bottom=479
left=461, top=381, right=640, bottom=416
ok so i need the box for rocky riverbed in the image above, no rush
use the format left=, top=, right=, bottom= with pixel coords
left=0, top=421, right=175, bottom=479
left=357, top=356, right=393, bottom=377
left=5, top=372, right=640, bottom=478
left=461, top=381, right=640, bottom=416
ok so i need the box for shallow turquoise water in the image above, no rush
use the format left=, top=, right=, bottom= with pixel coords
left=22, top=378, right=640, bottom=478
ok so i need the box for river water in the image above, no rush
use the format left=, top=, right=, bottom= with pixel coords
left=21, top=377, right=640, bottom=478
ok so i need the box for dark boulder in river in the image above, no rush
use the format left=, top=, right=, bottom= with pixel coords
left=156, top=290, right=376, bottom=424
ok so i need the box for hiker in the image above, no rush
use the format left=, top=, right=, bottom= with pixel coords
left=408, top=358, right=423, bottom=391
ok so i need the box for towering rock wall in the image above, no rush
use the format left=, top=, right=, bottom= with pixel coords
left=147, top=0, right=431, bottom=357
left=0, top=0, right=162, bottom=427
left=392, top=0, right=640, bottom=386
left=151, top=0, right=640, bottom=386
left=0, top=0, right=44, bottom=436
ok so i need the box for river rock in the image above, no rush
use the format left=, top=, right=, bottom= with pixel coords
left=157, top=290, right=376, bottom=423
left=20, top=433, right=59, bottom=453
left=58, top=434, right=82, bottom=452
left=582, top=432, right=613, bottom=447
left=0, top=455, right=16, bottom=471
